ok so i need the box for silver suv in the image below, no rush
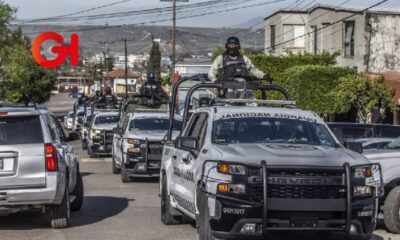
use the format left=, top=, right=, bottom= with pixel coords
left=0, top=104, right=84, bottom=228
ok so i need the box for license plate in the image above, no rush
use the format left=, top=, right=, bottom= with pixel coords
left=290, top=218, right=318, bottom=228
left=99, top=146, right=104, bottom=151
left=0, top=159, right=3, bottom=170
left=137, top=165, right=145, bottom=170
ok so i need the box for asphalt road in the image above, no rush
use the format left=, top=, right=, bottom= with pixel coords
left=0, top=93, right=398, bottom=240
left=0, top=139, right=398, bottom=240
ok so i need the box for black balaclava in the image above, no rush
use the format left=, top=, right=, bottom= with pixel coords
left=225, top=36, right=241, bottom=57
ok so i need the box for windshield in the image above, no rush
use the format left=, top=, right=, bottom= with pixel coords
left=129, top=118, right=182, bottom=131
left=94, top=115, right=119, bottom=125
left=77, top=111, right=84, bottom=117
left=213, top=117, right=336, bottom=147
left=68, top=112, right=74, bottom=118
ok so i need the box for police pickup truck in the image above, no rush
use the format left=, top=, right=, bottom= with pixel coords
left=160, top=77, right=383, bottom=240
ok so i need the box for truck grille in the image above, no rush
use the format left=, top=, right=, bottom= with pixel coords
left=148, top=142, right=163, bottom=156
left=104, top=130, right=114, bottom=144
left=248, top=168, right=346, bottom=201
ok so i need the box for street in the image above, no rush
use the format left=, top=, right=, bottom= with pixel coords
left=0, top=136, right=396, bottom=240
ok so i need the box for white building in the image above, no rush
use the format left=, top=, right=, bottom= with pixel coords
left=264, top=5, right=400, bottom=73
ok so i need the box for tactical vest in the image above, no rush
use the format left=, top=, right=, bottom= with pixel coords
left=218, top=54, right=248, bottom=81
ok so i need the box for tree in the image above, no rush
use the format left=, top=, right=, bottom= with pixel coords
left=334, top=75, right=394, bottom=122
left=147, top=40, right=161, bottom=80
left=0, top=2, right=56, bottom=105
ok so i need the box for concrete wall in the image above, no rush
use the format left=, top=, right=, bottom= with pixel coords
left=308, top=9, right=367, bottom=72
left=368, top=14, right=400, bottom=73
left=264, top=13, right=309, bottom=55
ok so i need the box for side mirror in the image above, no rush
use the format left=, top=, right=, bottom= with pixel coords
left=344, top=141, right=363, bottom=154
left=67, top=132, right=80, bottom=142
left=114, top=127, right=123, bottom=135
left=84, top=122, right=91, bottom=128
left=175, top=136, right=198, bottom=150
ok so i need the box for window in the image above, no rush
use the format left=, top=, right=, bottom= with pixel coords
left=283, top=24, right=305, bottom=48
left=270, top=25, right=276, bottom=51
left=0, top=116, right=44, bottom=145
left=311, top=25, right=317, bottom=54
left=94, top=115, right=119, bottom=125
left=129, top=118, right=182, bottom=131
left=321, top=23, right=331, bottom=51
left=344, top=21, right=355, bottom=57
left=184, top=113, right=208, bottom=149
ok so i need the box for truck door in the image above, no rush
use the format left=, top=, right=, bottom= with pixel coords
left=172, top=112, right=208, bottom=215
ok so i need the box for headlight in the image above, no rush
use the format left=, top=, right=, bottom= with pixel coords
left=352, top=164, right=383, bottom=197
left=217, top=183, right=246, bottom=194
left=218, top=163, right=246, bottom=175
left=354, top=167, right=372, bottom=179
left=128, top=148, right=141, bottom=153
left=92, top=129, right=101, bottom=134
left=354, top=186, right=373, bottom=197
left=127, top=139, right=141, bottom=145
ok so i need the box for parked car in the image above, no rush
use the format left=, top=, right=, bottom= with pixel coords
left=327, top=123, right=400, bottom=142
left=64, top=111, right=74, bottom=130
left=0, top=104, right=84, bottom=228
left=112, top=112, right=182, bottom=182
left=349, top=138, right=394, bottom=150
left=72, top=110, right=84, bottom=132
left=69, top=92, right=82, bottom=99
left=87, top=112, right=119, bottom=158
left=363, top=138, right=400, bottom=233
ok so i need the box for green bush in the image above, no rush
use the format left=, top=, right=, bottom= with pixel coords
left=282, top=65, right=356, bottom=114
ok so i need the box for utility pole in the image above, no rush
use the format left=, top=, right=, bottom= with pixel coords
left=124, top=38, right=128, bottom=97
left=160, top=0, right=189, bottom=83
left=118, top=38, right=135, bottom=97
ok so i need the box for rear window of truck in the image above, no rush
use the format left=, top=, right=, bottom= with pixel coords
left=0, top=116, right=44, bottom=145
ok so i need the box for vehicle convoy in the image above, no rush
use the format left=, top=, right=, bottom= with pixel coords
left=363, top=138, right=400, bottom=234
left=87, top=111, right=119, bottom=158
left=160, top=76, right=384, bottom=240
left=0, top=104, right=84, bottom=228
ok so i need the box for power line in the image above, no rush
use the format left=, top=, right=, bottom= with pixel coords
left=20, top=0, right=134, bottom=24
left=23, top=0, right=286, bottom=35
left=19, top=0, right=246, bottom=24
left=266, top=0, right=388, bottom=50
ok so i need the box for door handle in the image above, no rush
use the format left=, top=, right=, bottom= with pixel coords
left=172, top=155, right=177, bottom=160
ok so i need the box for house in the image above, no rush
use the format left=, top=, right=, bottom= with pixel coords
left=264, top=4, right=400, bottom=73
left=175, top=58, right=213, bottom=77
left=104, top=69, right=141, bottom=94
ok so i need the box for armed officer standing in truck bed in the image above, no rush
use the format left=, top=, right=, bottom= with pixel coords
left=208, top=36, right=272, bottom=82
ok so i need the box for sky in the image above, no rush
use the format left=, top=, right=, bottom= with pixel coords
left=5, top=0, right=400, bottom=28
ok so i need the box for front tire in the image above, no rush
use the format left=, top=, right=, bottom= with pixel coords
left=197, top=191, right=215, bottom=240
left=161, top=176, right=181, bottom=225
left=71, top=172, right=84, bottom=211
left=88, top=146, right=96, bottom=158
left=384, top=186, right=400, bottom=233
left=49, top=181, right=71, bottom=229
left=112, top=151, right=121, bottom=174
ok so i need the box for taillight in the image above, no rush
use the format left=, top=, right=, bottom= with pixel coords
left=0, top=112, right=8, bottom=116
left=45, top=144, right=58, bottom=171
